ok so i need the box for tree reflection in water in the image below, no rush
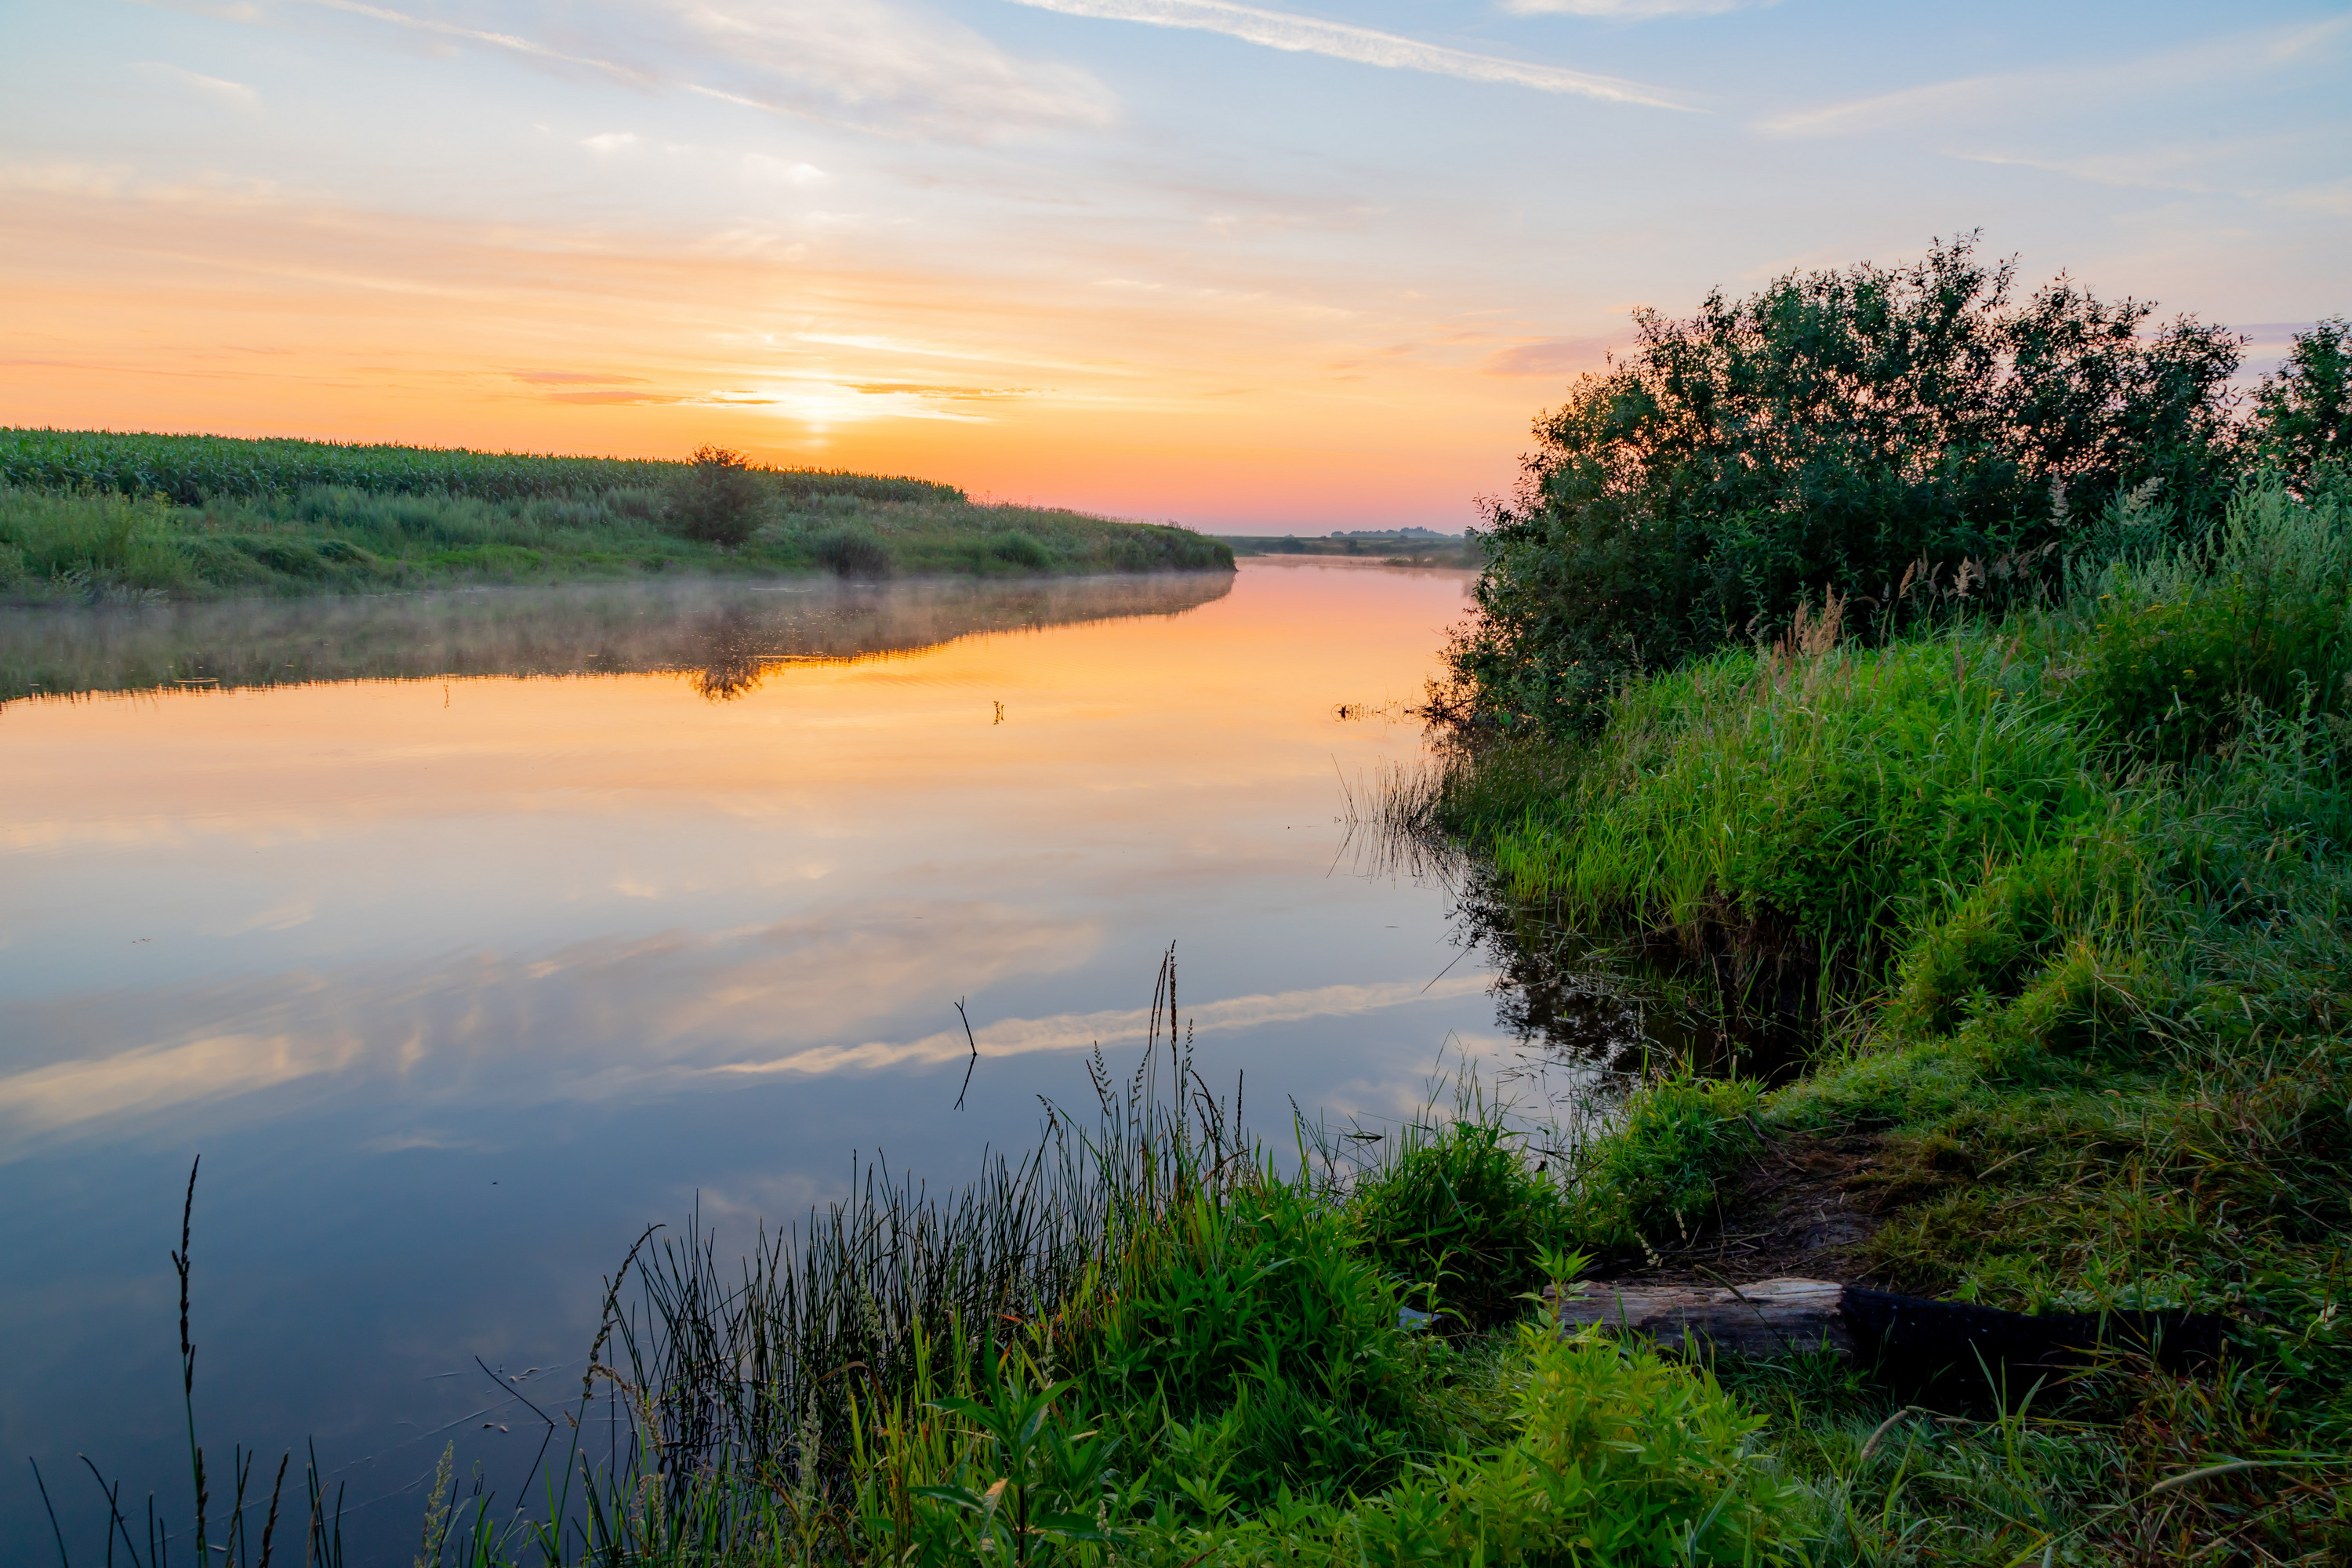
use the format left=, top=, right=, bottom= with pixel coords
left=0, top=572, right=1236, bottom=706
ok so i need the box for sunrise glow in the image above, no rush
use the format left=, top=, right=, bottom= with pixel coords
left=7, top=2, right=2347, bottom=528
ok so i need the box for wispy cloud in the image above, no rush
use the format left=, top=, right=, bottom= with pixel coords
left=298, top=0, right=650, bottom=84
left=1004, top=0, right=1692, bottom=108
left=131, top=60, right=261, bottom=109
left=674, top=0, right=1116, bottom=132
left=289, top=0, right=1115, bottom=137
left=0, top=1029, right=365, bottom=1134
left=1482, top=335, right=1617, bottom=376
left=1760, top=15, right=2352, bottom=138
left=707, top=974, right=1494, bottom=1077
left=1502, top=0, right=1762, bottom=16
left=509, top=369, right=652, bottom=384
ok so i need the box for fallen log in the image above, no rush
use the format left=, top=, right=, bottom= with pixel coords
left=1555, top=1277, right=2225, bottom=1401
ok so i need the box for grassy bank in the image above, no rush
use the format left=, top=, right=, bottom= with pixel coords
left=60, top=996, right=1820, bottom=1567
left=1221, top=531, right=1479, bottom=568
left=67, top=946, right=2347, bottom=1564
left=0, top=430, right=1231, bottom=602
left=1417, top=474, right=2352, bottom=1559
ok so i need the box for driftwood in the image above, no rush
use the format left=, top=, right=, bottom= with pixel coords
left=1556, top=1278, right=2225, bottom=1401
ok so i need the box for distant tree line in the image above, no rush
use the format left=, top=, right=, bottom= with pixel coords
left=1446, top=234, right=2352, bottom=731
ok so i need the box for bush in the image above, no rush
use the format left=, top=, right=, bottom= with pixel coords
left=810, top=525, right=895, bottom=578
left=666, top=444, right=768, bottom=546
left=2053, top=473, right=2352, bottom=763
left=1349, top=1119, right=1569, bottom=1330
left=1448, top=234, right=2245, bottom=731
left=989, top=529, right=1053, bottom=570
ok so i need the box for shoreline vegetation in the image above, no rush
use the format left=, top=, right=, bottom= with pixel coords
left=1219, top=529, right=1479, bottom=568
left=0, top=573, right=1236, bottom=706
left=0, top=430, right=1232, bottom=604
left=37, top=243, right=2352, bottom=1565
left=1413, top=242, right=2352, bottom=1559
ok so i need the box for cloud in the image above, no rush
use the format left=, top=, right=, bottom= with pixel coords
left=1760, top=15, right=2352, bottom=138
left=542, top=389, right=689, bottom=404
left=1003, top=0, right=1692, bottom=108
left=742, top=153, right=828, bottom=185
left=509, top=369, right=652, bottom=384
left=1502, top=0, right=1760, bottom=15
left=1482, top=335, right=1617, bottom=376
left=0, top=1029, right=365, bottom=1134
left=130, top=60, right=261, bottom=109
left=580, top=130, right=641, bottom=153
left=674, top=0, right=1116, bottom=132
left=297, top=0, right=651, bottom=84
left=289, top=0, right=1115, bottom=138
left=707, top=974, right=1496, bottom=1077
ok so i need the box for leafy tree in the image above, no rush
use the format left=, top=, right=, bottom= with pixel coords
left=1446, top=234, right=2244, bottom=731
left=2252, top=317, right=2352, bottom=491
left=666, top=444, right=767, bottom=546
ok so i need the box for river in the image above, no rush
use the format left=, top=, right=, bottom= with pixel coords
left=0, top=559, right=1601, bottom=1556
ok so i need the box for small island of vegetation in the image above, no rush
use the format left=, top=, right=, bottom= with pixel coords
left=0, top=430, right=1232, bottom=603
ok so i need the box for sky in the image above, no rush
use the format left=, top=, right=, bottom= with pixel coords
left=2, top=1, right=2347, bottom=529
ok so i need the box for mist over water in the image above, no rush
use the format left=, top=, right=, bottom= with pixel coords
left=0, top=559, right=1661, bottom=1555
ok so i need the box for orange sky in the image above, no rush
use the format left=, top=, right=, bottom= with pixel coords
left=5, top=1, right=2346, bottom=528
left=2, top=164, right=1553, bottom=528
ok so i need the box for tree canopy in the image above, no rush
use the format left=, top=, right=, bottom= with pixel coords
left=1447, top=234, right=2271, bottom=731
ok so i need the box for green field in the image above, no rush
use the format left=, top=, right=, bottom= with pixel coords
left=1220, top=529, right=1479, bottom=567
left=0, top=429, right=1232, bottom=601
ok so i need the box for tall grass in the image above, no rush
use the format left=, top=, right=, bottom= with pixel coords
left=61, top=938, right=2336, bottom=1563
left=1410, top=471, right=2352, bottom=1559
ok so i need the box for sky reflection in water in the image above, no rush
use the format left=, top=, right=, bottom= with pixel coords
left=0, top=561, right=1530, bottom=1555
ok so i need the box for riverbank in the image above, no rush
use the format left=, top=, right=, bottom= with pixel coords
left=0, top=572, right=1237, bottom=704
left=1423, top=474, right=2352, bottom=1559
left=1220, top=530, right=1477, bottom=568
left=0, top=429, right=1232, bottom=602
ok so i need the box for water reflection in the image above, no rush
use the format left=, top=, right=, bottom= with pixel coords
left=2, top=561, right=1511, bottom=1559
left=0, top=572, right=1236, bottom=705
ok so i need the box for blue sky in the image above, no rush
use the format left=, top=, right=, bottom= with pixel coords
left=2, top=0, right=2346, bottom=526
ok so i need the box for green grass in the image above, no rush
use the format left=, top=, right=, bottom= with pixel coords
left=1221, top=532, right=1479, bottom=568
left=43, top=479, right=2352, bottom=1564
left=62, top=940, right=2350, bottom=1563
left=56, top=965, right=1823, bottom=1567
left=0, top=430, right=1232, bottom=602
left=1416, top=472, right=2352, bottom=1560
left=0, top=426, right=958, bottom=506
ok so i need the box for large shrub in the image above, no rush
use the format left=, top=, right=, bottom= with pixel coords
left=666, top=444, right=768, bottom=546
left=2251, top=316, right=2351, bottom=491
left=1449, top=234, right=2244, bottom=731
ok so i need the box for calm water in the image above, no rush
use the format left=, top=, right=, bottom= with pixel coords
left=0, top=561, right=1563, bottom=1555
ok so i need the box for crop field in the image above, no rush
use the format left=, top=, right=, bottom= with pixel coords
left=0, top=430, right=1230, bottom=601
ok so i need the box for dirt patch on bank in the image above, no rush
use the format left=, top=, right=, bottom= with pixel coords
left=1591, top=1134, right=1953, bottom=1289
